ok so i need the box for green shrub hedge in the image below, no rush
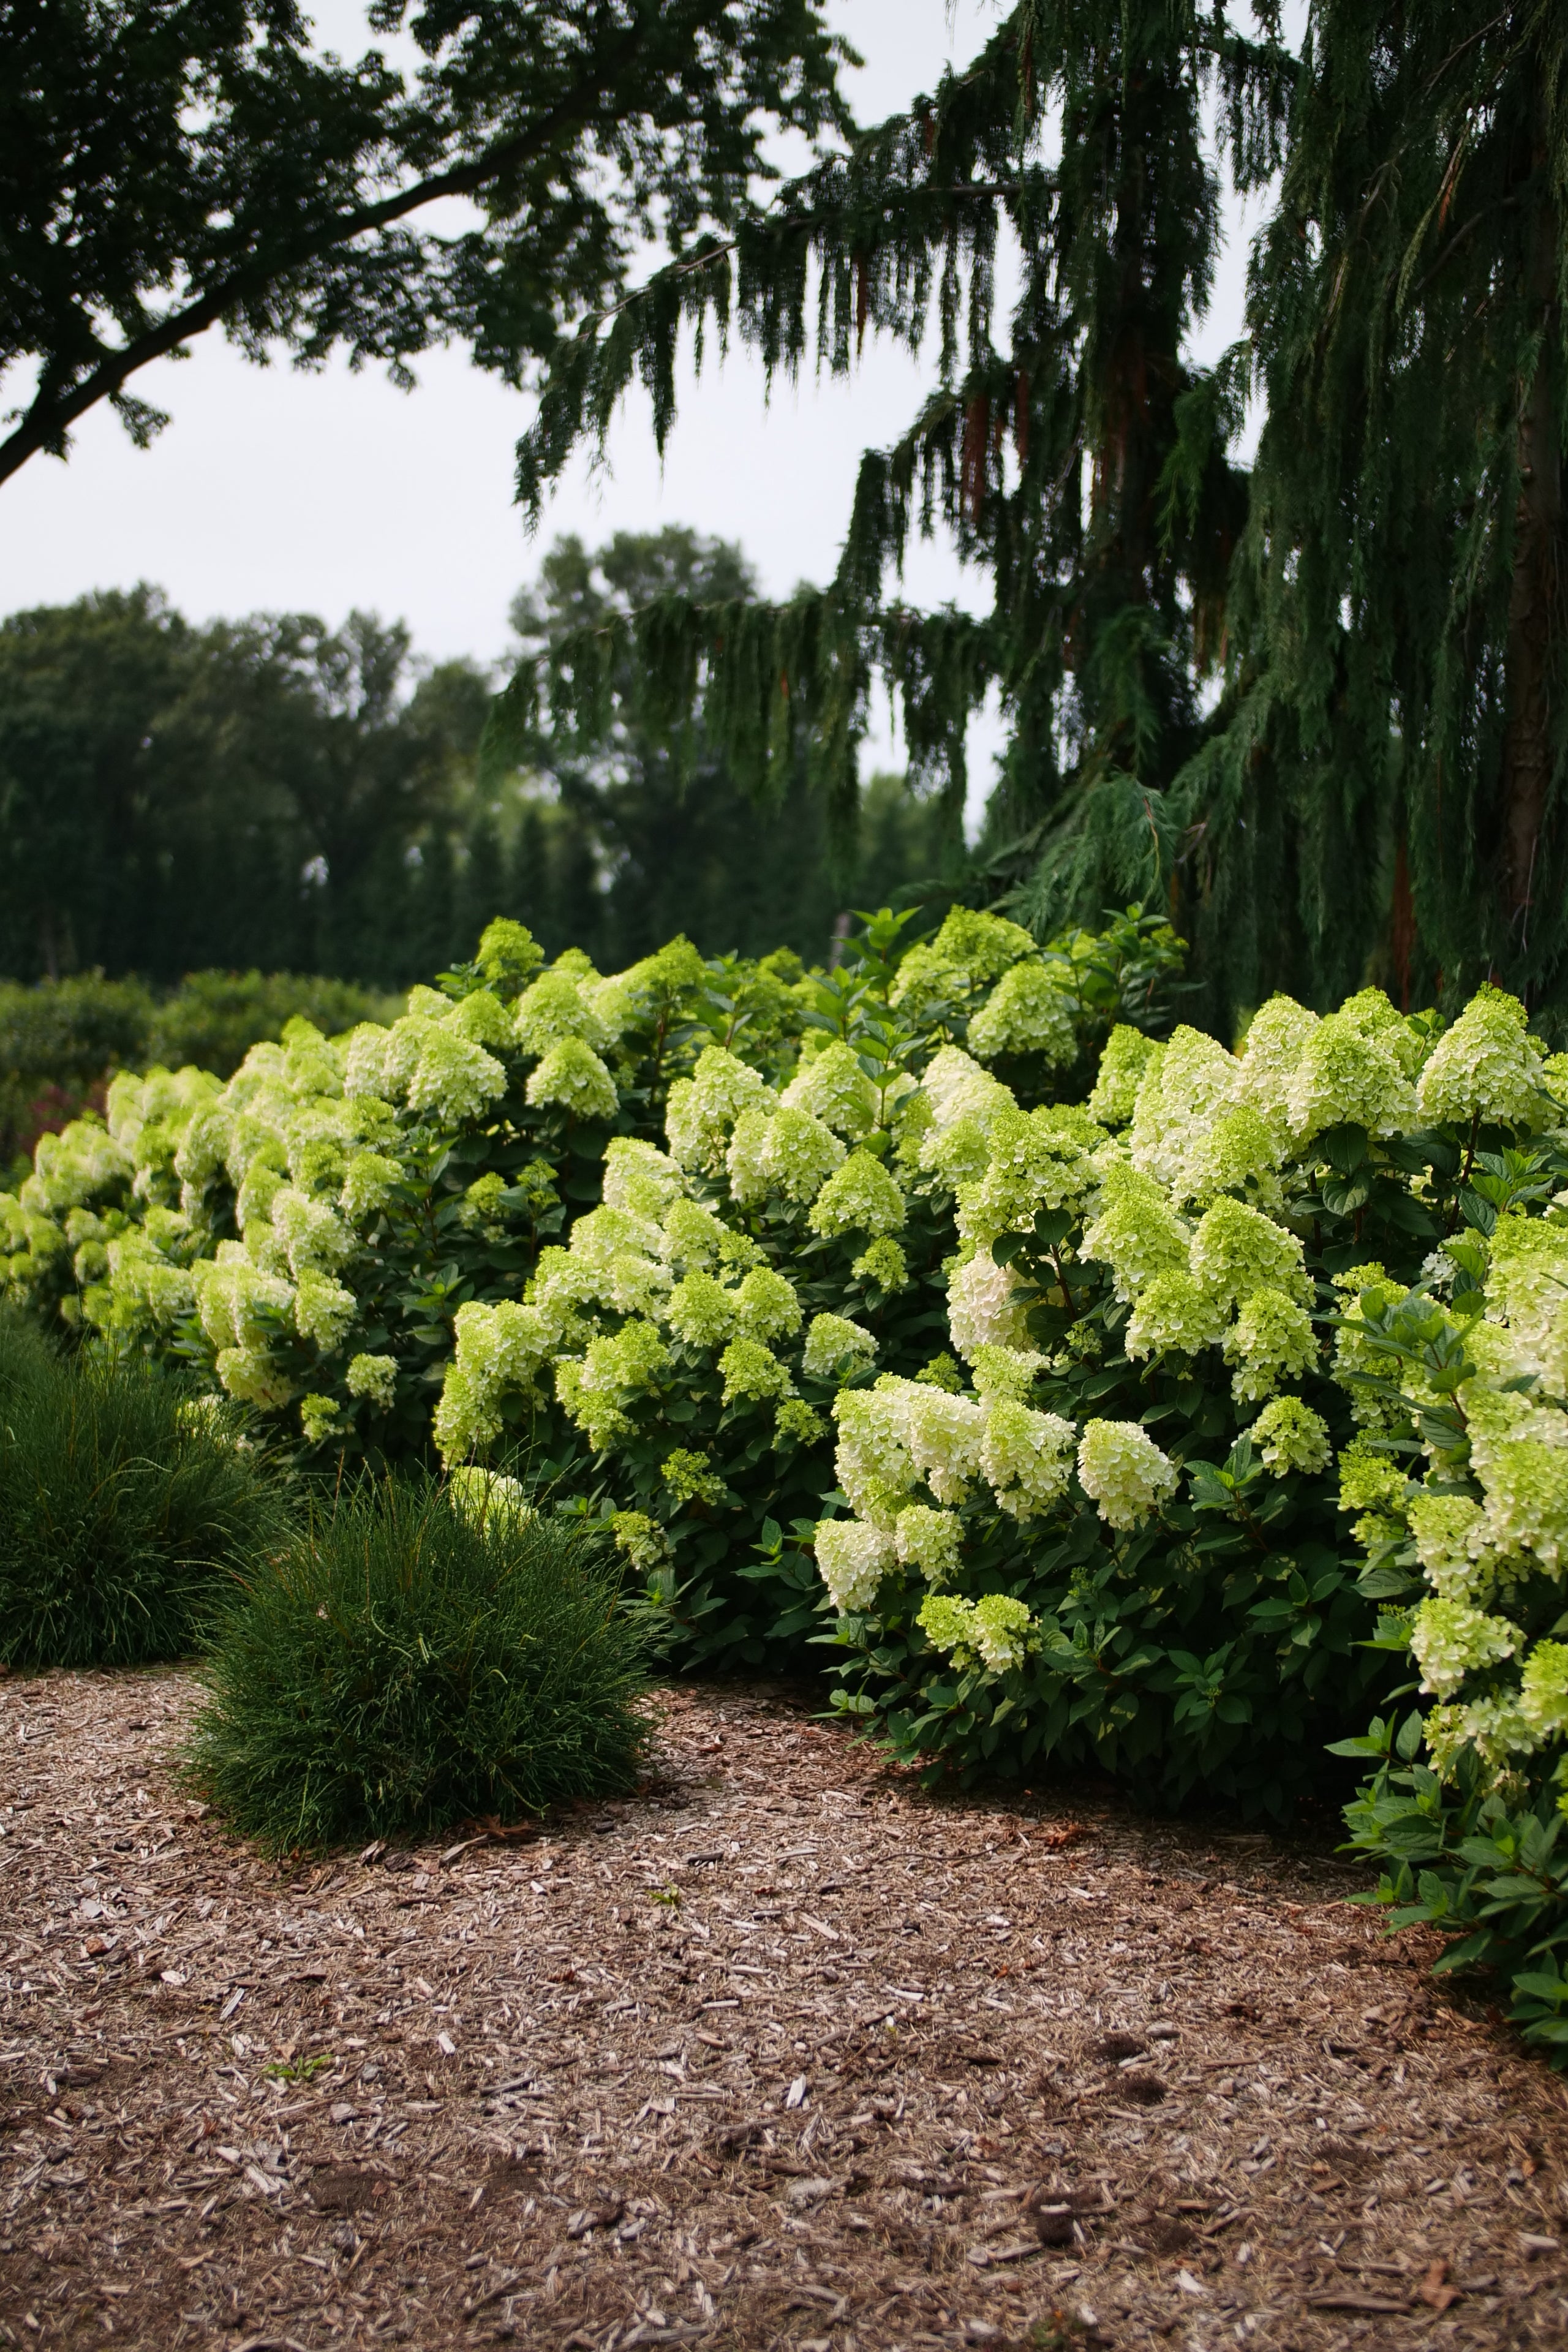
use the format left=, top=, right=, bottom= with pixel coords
left=182, top=1473, right=649, bottom=1851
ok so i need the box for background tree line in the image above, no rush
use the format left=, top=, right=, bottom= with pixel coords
left=10, top=5, right=1564, bottom=1035
left=0, top=527, right=952, bottom=993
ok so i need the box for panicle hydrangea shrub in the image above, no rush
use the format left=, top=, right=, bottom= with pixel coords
left=14, top=908, right=1540, bottom=1823
left=1328, top=1155, right=1568, bottom=2058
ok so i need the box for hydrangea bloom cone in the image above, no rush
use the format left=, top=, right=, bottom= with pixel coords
left=1077, top=1420, right=1178, bottom=1530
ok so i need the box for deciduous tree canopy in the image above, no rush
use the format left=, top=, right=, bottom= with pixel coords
left=0, top=537, right=952, bottom=990
left=0, top=0, right=848, bottom=486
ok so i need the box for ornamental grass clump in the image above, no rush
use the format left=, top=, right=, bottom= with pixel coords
left=183, top=1474, right=649, bottom=1852
left=0, top=1319, right=281, bottom=1669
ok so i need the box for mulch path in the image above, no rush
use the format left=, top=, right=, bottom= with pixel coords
left=2, top=1673, right=1567, bottom=2352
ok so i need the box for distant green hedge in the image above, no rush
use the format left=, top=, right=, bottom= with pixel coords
left=0, top=969, right=399, bottom=1166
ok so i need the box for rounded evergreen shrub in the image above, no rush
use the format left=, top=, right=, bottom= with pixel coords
left=0, top=1324, right=284, bottom=1669
left=183, top=1474, right=650, bottom=1851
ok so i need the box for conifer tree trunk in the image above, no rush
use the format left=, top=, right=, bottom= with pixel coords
left=1501, top=149, right=1564, bottom=968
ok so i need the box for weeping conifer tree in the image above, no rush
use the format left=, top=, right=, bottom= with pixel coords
left=503, top=6, right=1568, bottom=1029
left=1193, top=2, right=1568, bottom=1020
left=497, top=2, right=1291, bottom=918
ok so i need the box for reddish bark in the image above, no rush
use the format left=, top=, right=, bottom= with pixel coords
left=1501, top=153, right=1564, bottom=963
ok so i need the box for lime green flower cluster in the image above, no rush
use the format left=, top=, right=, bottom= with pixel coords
left=1335, top=1200, right=1568, bottom=1804
left=448, top=1464, right=534, bottom=1530
left=1415, top=986, right=1548, bottom=1129
left=609, top=1509, right=668, bottom=1572
left=916, top=1589, right=1035, bottom=1673
left=780, top=1038, right=880, bottom=1137
left=718, top=1336, right=795, bottom=1405
left=888, top=905, right=1038, bottom=1023
left=666, top=1045, right=773, bottom=1172
left=802, top=1313, right=878, bottom=1381
left=1087, top=1023, right=1160, bottom=1126
left=1249, top=1395, right=1331, bottom=1477
left=816, top=1364, right=1077, bottom=1617
left=726, top=1102, right=845, bottom=1207
left=807, top=1149, right=906, bottom=1239
left=966, top=961, right=1076, bottom=1065
left=954, top=1104, right=1103, bottom=1252
left=894, top=1502, right=963, bottom=1584
left=0, top=919, right=712, bottom=1450
left=662, top=1449, right=727, bottom=1508
left=428, top=1022, right=919, bottom=1480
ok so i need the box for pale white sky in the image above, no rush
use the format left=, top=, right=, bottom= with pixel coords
left=0, top=1, right=1270, bottom=799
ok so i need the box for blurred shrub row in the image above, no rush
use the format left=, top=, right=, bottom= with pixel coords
left=0, top=968, right=398, bottom=1170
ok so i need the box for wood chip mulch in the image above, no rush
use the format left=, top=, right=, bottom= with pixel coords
left=4, top=1670, right=1568, bottom=2352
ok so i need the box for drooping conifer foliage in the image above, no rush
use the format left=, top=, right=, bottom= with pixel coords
left=503, top=3, right=1293, bottom=979
left=507, top=5, right=1568, bottom=1032
left=1208, top=2, right=1568, bottom=1016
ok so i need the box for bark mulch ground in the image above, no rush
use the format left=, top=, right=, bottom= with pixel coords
left=3, top=1670, right=1567, bottom=2352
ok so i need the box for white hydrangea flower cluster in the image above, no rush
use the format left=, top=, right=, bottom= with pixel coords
left=1087, top=1024, right=1159, bottom=1126
left=1249, top=1395, right=1332, bottom=1477
left=1415, top=986, right=1548, bottom=1129
left=1409, top=1598, right=1519, bottom=1698
left=1336, top=1200, right=1568, bottom=1794
left=1076, top=1151, right=1319, bottom=1403
left=807, top=1149, right=907, bottom=1238
left=816, top=1518, right=897, bottom=1611
left=802, top=1313, right=878, bottom=1380
left=718, top=1336, right=796, bottom=1405
left=902, top=1382, right=989, bottom=1504
left=979, top=1398, right=1076, bottom=1518
left=432, top=1119, right=824, bottom=1462
left=894, top=1503, right=963, bottom=1585
left=813, top=1359, right=1080, bottom=1634
left=1482, top=1215, right=1568, bottom=1395
left=527, top=1036, right=619, bottom=1120
left=347, top=1352, right=398, bottom=1410
left=432, top=1297, right=559, bottom=1459
left=946, top=1250, right=1032, bottom=1360
left=1076, top=1419, right=1178, bottom=1530
left=1128, top=1026, right=1242, bottom=1192
left=350, top=1000, right=511, bottom=1125
left=447, top=1464, right=535, bottom=1531
left=1282, top=1001, right=1417, bottom=1145
left=832, top=1382, right=920, bottom=1525
left=601, top=1135, right=685, bottom=1222
left=1079, top=1167, right=1191, bottom=1303
left=967, top=1344, right=1045, bottom=1401
left=190, top=1245, right=298, bottom=1406
left=50, top=1017, right=421, bottom=1405
left=1125, top=1271, right=1224, bottom=1361
left=556, top=1317, right=671, bottom=1451
left=919, top=1042, right=1016, bottom=1128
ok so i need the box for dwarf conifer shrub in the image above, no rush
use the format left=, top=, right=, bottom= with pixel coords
left=0, top=1324, right=281, bottom=1668
left=183, top=1475, right=649, bottom=1852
